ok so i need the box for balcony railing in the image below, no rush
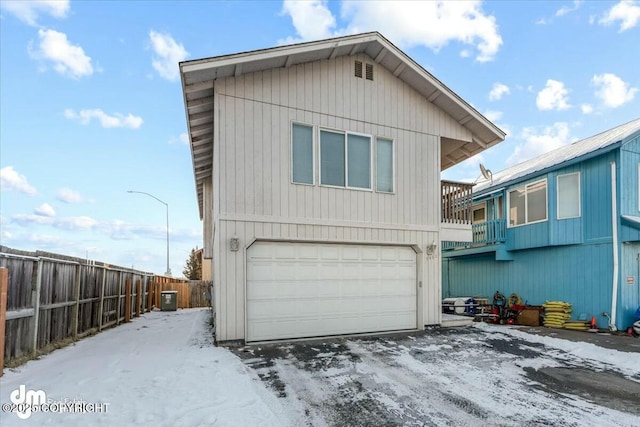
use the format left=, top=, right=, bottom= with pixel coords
left=442, top=219, right=507, bottom=250
left=441, top=180, right=473, bottom=224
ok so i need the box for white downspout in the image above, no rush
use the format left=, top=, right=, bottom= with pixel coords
left=610, top=161, right=619, bottom=332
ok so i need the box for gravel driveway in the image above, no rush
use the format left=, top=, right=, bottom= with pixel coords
left=234, top=326, right=640, bottom=427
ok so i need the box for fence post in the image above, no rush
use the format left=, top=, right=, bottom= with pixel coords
left=154, top=280, right=160, bottom=308
left=116, top=271, right=122, bottom=325
left=125, top=279, right=132, bottom=323
left=146, top=277, right=153, bottom=312
left=98, top=267, right=107, bottom=331
left=135, top=279, right=142, bottom=317
left=72, top=264, right=81, bottom=337
left=31, top=259, right=43, bottom=356
left=0, top=268, right=8, bottom=377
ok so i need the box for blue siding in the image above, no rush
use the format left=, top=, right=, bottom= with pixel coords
left=620, top=243, right=640, bottom=329
left=582, top=152, right=616, bottom=242
left=507, top=221, right=549, bottom=250
left=620, top=134, right=640, bottom=217
left=443, top=243, right=614, bottom=329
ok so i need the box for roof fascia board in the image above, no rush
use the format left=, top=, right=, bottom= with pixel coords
left=180, top=71, right=205, bottom=220
left=180, top=33, right=380, bottom=74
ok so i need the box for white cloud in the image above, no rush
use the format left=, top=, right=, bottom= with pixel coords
left=483, top=110, right=503, bottom=122
left=0, top=0, right=69, bottom=26
left=148, top=30, right=189, bottom=81
left=29, top=29, right=94, bottom=79
left=35, top=203, right=56, bottom=217
left=591, top=73, right=638, bottom=108
left=507, top=122, right=574, bottom=165
left=56, top=188, right=84, bottom=204
left=281, top=0, right=338, bottom=41
left=489, top=83, right=510, bottom=101
left=12, top=214, right=54, bottom=226
left=281, top=0, right=503, bottom=62
left=536, top=79, right=571, bottom=111
left=57, top=216, right=99, bottom=230
left=0, top=166, right=37, bottom=195
left=599, top=0, right=640, bottom=32
left=580, top=104, right=593, bottom=114
left=556, top=1, right=582, bottom=17
left=64, top=108, right=143, bottom=129
left=12, top=214, right=98, bottom=230
left=169, top=132, right=189, bottom=145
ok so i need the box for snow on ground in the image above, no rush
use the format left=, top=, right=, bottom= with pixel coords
left=239, top=327, right=640, bottom=426
left=0, top=308, right=292, bottom=427
left=475, top=322, right=640, bottom=378
left=1, top=309, right=639, bottom=426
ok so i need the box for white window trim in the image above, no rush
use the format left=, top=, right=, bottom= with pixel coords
left=472, top=202, right=487, bottom=223
left=507, top=178, right=548, bottom=228
left=638, top=163, right=640, bottom=212
left=375, top=136, right=395, bottom=194
left=319, top=127, right=373, bottom=191
left=557, top=172, right=581, bottom=220
left=290, top=121, right=315, bottom=186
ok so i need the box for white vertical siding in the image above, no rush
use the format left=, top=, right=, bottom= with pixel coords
left=210, top=53, right=470, bottom=341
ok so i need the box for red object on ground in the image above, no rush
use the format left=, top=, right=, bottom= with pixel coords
left=590, top=316, right=597, bottom=329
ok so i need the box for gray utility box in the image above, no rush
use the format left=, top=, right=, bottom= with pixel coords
left=160, top=291, right=178, bottom=311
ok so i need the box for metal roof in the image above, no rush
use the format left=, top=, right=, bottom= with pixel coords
left=474, top=118, right=640, bottom=195
left=179, top=32, right=506, bottom=218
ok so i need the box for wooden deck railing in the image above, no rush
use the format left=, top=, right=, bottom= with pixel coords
left=442, top=219, right=507, bottom=250
left=441, top=180, right=474, bottom=224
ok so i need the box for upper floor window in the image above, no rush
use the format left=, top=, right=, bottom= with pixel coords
left=291, top=123, right=314, bottom=184
left=292, top=123, right=393, bottom=192
left=320, top=130, right=371, bottom=190
left=557, top=172, right=580, bottom=219
left=508, top=179, right=547, bottom=227
left=376, top=138, right=394, bottom=193
left=472, top=203, right=486, bottom=223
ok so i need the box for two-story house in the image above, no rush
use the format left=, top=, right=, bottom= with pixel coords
left=443, top=118, right=640, bottom=331
left=180, top=32, right=505, bottom=343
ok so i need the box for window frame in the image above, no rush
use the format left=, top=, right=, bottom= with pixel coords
left=290, top=121, right=315, bottom=186
left=472, top=202, right=487, bottom=223
left=375, top=137, right=395, bottom=194
left=507, top=178, right=548, bottom=228
left=557, top=172, right=581, bottom=220
left=319, top=127, right=373, bottom=191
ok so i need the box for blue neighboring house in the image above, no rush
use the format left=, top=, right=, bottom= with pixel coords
left=443, top=118, right=640, bottom=331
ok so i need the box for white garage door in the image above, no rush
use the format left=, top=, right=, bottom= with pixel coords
left=246, top=241, right=417, bottom=342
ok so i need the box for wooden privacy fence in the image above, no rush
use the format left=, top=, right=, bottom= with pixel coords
left=0, top=247, right=206, bottom=372
left=151, top=278, right=211, bottom=309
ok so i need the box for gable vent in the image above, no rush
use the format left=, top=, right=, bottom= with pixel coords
left=365, top=63, right=374, bottom=81
left=354, top=60, right=363, bottom=78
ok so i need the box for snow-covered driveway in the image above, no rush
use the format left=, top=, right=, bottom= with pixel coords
left=236, top=325, right=640, bottom=427
left=1, top=308, right=639, bottom=427
left=0, top=308, right=289, bottom=427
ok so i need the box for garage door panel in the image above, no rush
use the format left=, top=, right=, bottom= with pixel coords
left=247, top=242, right=417, bottom=342
left=320, top=246, right=340, bottom=260
left=380, top=247, right=398, bottom=261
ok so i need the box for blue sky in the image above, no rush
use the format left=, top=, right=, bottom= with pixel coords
left=1, top=0, right=639, bottom=276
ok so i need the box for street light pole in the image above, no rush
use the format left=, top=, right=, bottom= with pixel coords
left=127, top=190, right=171, bottom=276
